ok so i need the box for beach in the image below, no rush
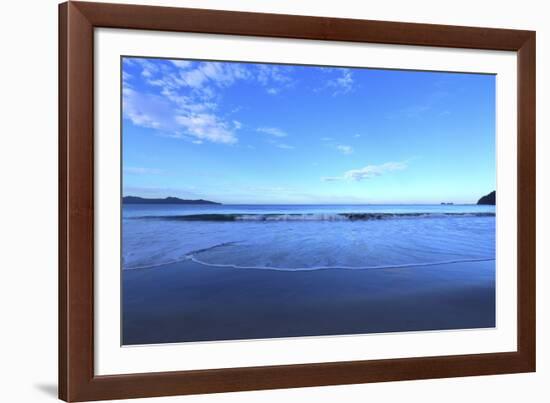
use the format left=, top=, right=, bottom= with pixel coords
left=122, top=259, right=495, bottom=345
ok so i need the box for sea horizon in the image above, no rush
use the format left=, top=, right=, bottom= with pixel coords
left=125, top=202, right=482, bottom=205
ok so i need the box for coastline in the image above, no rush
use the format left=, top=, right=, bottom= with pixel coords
left=122, top=259, right=495, bottom=345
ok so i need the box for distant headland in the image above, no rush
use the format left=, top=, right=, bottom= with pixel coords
left=477, top=191, right=496, bottom=205
left=123, top=196, right=221, bottom=205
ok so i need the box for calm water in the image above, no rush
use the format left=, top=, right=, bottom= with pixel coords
left=122, top=204, right=495, bottom=271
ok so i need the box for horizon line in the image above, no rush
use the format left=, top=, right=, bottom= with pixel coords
left=122, top=198, right=486, bottom=205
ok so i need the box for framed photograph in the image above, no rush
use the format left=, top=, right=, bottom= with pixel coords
left=59, top=1, right=536, bottom=401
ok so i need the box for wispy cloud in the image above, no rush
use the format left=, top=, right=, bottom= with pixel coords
left=122, top=71, right=133, bottom=86
left=322, top=161, right=408, bottom=182
left=329, top=69, right=354, bottom=95
left=256, top=65, right=293, bottom=94
left=336, top=145, right=354, bottom=155
left=178, top=62, right=252, bottom=90
left=175, top=114, right=237, bottom=144
left=122, top=61, right=241, bottom=144
left=257, top=127, right=288, bottom=137
left=133, top=58, right=161, bottom=78
left=315, top=68, right=355, bottom=96
left=122, top=88, right=163, bottom=130
left=123, top=58, right=297, bottom=144
left=320, top=139, right=354, bottom=155
left=258, top=126, right=294, bottom=149
left=123, top=61, right=243, bottom=144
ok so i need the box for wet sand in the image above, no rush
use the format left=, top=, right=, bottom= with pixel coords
left=122, top=260, right=495, bottom=345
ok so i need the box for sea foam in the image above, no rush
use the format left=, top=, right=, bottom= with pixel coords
left=123, top=205, right=496, bottom=271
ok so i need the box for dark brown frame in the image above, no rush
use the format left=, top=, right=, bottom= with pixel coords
left=59, top=1, right=536, bottom=401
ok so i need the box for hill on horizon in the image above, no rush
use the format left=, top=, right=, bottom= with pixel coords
left=123, top=196, right=221, bottom=205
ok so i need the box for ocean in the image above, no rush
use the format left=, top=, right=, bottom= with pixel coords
left=122, top=204, right=496, bottom=272
left=122, top=203, right=496, bottom=343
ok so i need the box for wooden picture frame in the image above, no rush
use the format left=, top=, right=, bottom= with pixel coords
left=59, top=1, right=536, bottom=401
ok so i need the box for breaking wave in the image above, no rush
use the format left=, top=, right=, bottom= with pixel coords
left=133, top=212, right=495, bottom=222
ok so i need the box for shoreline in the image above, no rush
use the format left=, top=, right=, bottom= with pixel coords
left=122, top=259, right=495, bottom=345
left=123, top=256, right=495, bottom=272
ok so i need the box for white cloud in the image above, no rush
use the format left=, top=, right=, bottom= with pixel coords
left=133, top=58, right=160, bottom=78
left=123, top=87, right=236, bottom=146
left=257, top=127, right=288, bottom=137
left=160, top=87, right=216, bottom=112
left=329, top=69, right=354, bottom=95
left=313, top=67, right=355, bottom=96
left=123, top=60, right=248, bottom=144
left=181, top=62, right=252, bottom=90
left=276, top=143, right=295, bottom=150
left=322, top=161, right=408, bottom=182
left=122, top=71, right=132, bottom=83
left=337, top=145, right=354, bottom=154
left=257, top=65, right=291, bottom=85
left=256, top=65, right=293, bottom=94
left=122, top=88, right=163, bottom=129
left=354, top=134, right=361, bottom=138
left=175, top=114, right=237, bottom=144
left=318, top=68, right=355, bottom=96
left=123, top=58, right=298, bottom=144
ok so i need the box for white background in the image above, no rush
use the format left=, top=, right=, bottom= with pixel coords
left=0, top=0, right=547, bottom=402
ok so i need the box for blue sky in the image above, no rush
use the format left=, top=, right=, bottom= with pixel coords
left=122, top=57, right=495, bottom=204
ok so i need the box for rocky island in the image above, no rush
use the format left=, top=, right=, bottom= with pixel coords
left=477, top=191, right=496, bottom=205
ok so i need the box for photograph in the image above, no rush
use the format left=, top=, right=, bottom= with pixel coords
left=121, top=57, right=497, bottom=345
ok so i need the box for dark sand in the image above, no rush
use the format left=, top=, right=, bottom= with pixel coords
left=122, top=260, right=495, bottom=345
